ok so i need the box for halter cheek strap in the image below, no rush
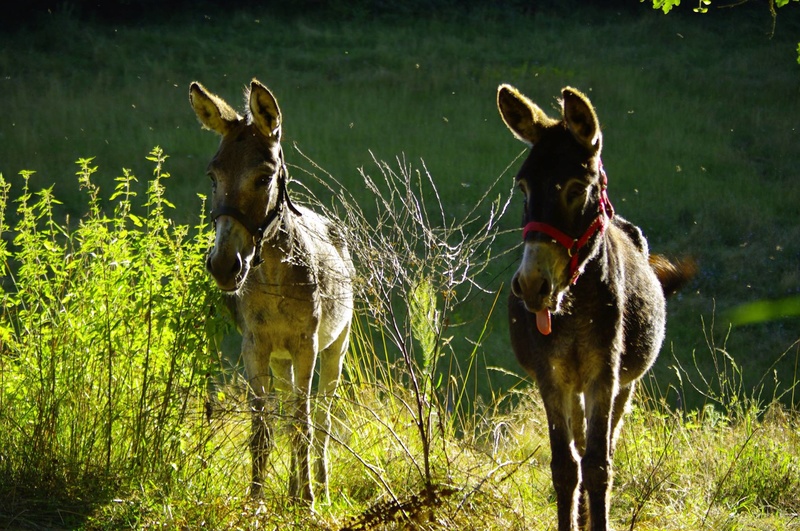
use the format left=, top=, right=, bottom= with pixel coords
left=521, top=163, right=615, bottom=284
left=209, top=149, right=302, bottom=267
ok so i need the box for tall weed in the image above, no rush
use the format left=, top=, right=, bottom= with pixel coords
left=0, top=148, right=225, bottom=523
left=292, top=150, right=518, bottom=524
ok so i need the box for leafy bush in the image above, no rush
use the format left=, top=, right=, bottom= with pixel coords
left=0, top=148, right=226, bottom=524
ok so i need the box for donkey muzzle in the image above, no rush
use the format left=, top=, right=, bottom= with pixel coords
left=511, top=270, right=551, bottom=310
left=206, top=248, right=246, bottom=292
left=206, top=216, right=255, bottom=292
left=511, top=242, right=569, bottom=330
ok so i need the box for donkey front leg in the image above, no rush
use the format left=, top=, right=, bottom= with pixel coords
left=249, top=393, right=273, bottom=499
left=583, top=380, right=618, bottom=531
left=243, top=337, right=274, bottom=499
left=270, top=358, right=297, bottom=496
left=569, top=394, right=590, bottom=530
left=542, top=390, right=583, bottom=531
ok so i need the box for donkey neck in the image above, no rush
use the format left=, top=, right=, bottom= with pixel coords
left=572, top=224, right=629, bottom=301
left=251, top=191, right=303, bottom=270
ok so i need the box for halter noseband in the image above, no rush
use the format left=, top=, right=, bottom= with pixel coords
left=521, top=162, right=615, bottom=284
left=209, top=148, right=302, bottom=267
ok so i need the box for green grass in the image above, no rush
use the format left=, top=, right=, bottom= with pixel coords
left=1, top=3, right=798, bottom=409
left=1, top=3, right=799, bottom=529
left=0, top=143, right=798, bottom=530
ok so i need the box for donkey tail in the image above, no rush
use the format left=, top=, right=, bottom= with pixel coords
left=649, top=255, right=697, bottom=296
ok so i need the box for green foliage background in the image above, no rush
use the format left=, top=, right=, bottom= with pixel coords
left=0, top=2, right=799, bottom=528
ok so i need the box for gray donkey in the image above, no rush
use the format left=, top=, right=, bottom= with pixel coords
left=190, top=79, right=354, bottom=506
left=497, top=84, right=694, bottom=531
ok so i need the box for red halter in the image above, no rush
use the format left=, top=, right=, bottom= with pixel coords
left=521, top=163, right=615, bottom=284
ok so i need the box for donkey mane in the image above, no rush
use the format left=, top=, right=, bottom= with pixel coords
left=269, top=206, right=352, bottom=288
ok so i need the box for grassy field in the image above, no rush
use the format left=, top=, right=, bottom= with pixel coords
left=1, top=2, right=799, bottom=529
left=0, top=158, right=798, bottom=530
left=2, top=1, right=799, bottom=407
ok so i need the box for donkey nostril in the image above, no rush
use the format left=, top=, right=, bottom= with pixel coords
left=230, top=253, right=243, bottom=278
left=511, top=274, right=523, bottom=297
left=538, top=277, right=551, bottom=298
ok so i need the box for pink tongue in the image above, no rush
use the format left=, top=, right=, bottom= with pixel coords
left=536, top=309, right=552, bottom=335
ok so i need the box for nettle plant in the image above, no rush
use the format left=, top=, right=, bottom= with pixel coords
left=0, top=148, right=226, bottom=495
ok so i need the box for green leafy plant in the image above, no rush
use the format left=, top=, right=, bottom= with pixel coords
left=646, top=0, right=799, bottom=59
left=0, top=149, right=226, bottom=525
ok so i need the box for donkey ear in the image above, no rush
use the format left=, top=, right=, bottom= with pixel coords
left=497, top=84, right=558, bottom=146
left=248, top=79, right=282, bottom=140
left=189, top=81, right=242, bottom=135
left=562, top=87, right=602, bottom=153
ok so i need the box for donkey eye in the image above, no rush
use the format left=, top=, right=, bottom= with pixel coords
left=566, top=185, right=586, bottom=203
left=207, top=173, right=217, bottom=190
left=255, top=174, right=270, bottom=188
left=517, top=185, right=529, bottom=207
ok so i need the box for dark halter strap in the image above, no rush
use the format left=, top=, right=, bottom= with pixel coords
left=521, top=162, right=615, bottom=284
left=209, top=148, right=302, bottom=266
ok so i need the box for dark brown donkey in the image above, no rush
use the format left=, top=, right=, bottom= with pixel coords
left=497, top=84, right=694, bottom=531
left=190, top=79, right=354, bottom=506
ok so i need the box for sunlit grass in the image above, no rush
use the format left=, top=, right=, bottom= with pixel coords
left=1, top=150, right=797, bottom=530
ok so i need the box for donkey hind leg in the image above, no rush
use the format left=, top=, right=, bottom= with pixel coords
left=289, top=340, right=319, bottom=505
left=542, top=390, right=583, bottom=531
left=610, top=382, right=635, bottom=453
left=313, top=323, right=351, bottom=505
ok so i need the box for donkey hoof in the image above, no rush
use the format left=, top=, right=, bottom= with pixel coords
left=249, top=482, right=265, bottom=500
